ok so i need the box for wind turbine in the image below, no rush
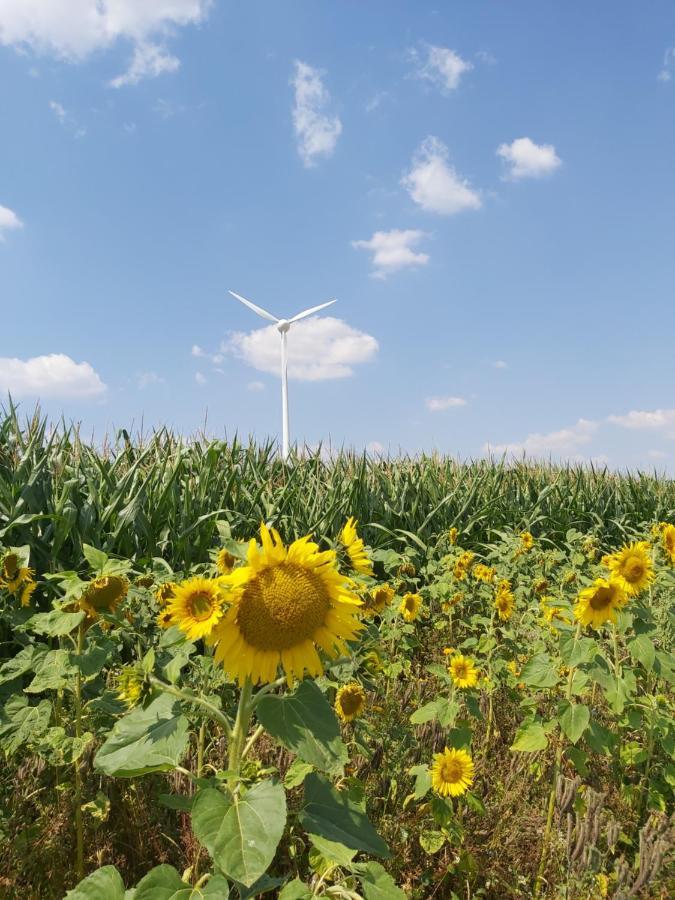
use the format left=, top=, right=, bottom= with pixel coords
left=229, top=290, right=337, bottom=461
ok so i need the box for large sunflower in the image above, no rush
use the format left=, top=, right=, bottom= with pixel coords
left=335, top=682, right=367, bottom=722
left=216, top=548, right=236, bottom=575
left=168, top=576, right=227, bottom=641
left=209, top=525, right=363, bottom=686
left=448, top=654, right=479, bottom=689
left=574, top=577, right=627, bottom=628
left=431, top=747, right=474, bottom=798
left=494, top=583, right=515, bottom=621
left=604, top=541, right=654, bottom=596
left=79, top=575, right=128, bottom=619
left=339, top=517, right=373, bottom=577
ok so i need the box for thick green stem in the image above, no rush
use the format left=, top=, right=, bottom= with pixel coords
left=149, top=676, right=232, bottom=739
left=228, top=678, right=254, bottom=777
left=73, top=622, right=85, bottom=882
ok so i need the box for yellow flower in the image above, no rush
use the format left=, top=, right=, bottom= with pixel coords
left=473, top=563, right=495, bottom=584
left=216, top=548, right=236, bottom=575
left=582, top=536, right=599, bottom=560
left=399, top=592, right=422, bottom=622
left=506, top=660, right=520, bottom=678
left=20, top=580, right=37, bottom=608
left=574, top=577, right=627, bottom=629
left=442, top=647, right=455, bottom=656
left=209, top=524, right=363, bottom=686
left=2, top=560, right=35, bottom=595
left=650, top=522, right=668, bottom=538
left=339, top=517, right=373, bottom=577
left=520, top=531, right=534, bottom=551
left=453, top=551, right=475, bottom=581
left=494, top=584, right=514, bottom=621
left=660, top=524, right=675, bottom=564
left=595, top=873, right=609, bottom=898
left=431, top=747, right=474, bottom=797
left=168, top=576, right=227, bottom=641
left=540, top=596, right=570, bottom=627
left=448, top=654, right=479, bottom=689
left=448, top=527, right=459, bottom=545
left=157, top=608, right=175, bottom=629
left=603, top=541, right=654, bottom=596
left=362, top=583, right=394, bottom=617
left=79, top=576, right=128, bottom=619
left=155, top=582, right=178, bottom=606
left=335, top=682, right=367, bottom=722
left=117, top=666, right=146, bottom=708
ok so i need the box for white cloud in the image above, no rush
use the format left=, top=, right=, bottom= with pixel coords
left=658, top=47, right=675, bottom=82
left=492, top=360, right=508, bottom=369
left=291, top=60, right=342, bottom=167
left=351, top=229, right=430, bottom=279
left=110, top=42, right=179, bottom=88
left=0, top=1, right=211, bottom=85
left=426, top=396, right=467, bottom=412
left=247, top=380, right=265, bottom=392
left=497, top=137, right=562, bottom=180
left=402, top=137, right=481, bottom=215
left=191, top=344, right=204, bottom=357
left=411, top=44, right=473, bottom=92
left=0, top=204, right=23, bottom=239
left=365, top=91, right=388, bottom=113
left=49, top=99, right=86, bottom=137
left=486, top=418, right=598, bottom=457
left=195, top=371, right=207, bottom=385
left=0, top=353, right=106, bottom=398
left=607, top=409, right=675, bottom=432
left=226, top=316, right=378, bottom=381
left=137, top=370, right=164, bottom=389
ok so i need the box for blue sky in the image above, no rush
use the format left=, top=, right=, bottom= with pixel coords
left=1, top=1, right=674, bottom=470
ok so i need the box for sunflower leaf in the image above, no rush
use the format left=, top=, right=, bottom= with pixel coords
left=65, top=865, right=125, bottom=899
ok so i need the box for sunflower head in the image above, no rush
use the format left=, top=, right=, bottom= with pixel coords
left=603, top=541, right=654, bottom=595
left=157, top=608, right=175, bottom=629
left=2, top=552, right=19, bottom=582
left=362, top=583, right=394, bottom=617
left=449, top=654, right=479, bottom=689
left=361, top=649, right=383, bottom=676
left=453, top=551, right=474, bottom=581
left=335, top=682, right=367, bottom=722
left=116, top=665, right=147, bottom=708
left=494, top=585, right=515, bottom=621
left=209, top=524, right=363, bottom=686
left=216, top=548, right=236, bottom=575
left=168, top=577, right=227, bottom=641
left=431, top=747, right=474, bottom=798
left=660, top=524, right=675, bottom=563
left=399, top=592, right=422, bottom=622
left=520, top=531, right=535, bottom=551
left=20, top=580, right=37, bottom=608
left=473, top=564, right=495, bottom=584
left=574, top=577, right=627, bottom=629
left=448, top=527, right=459, bottom=546
left=339, top=517, right=373, bottom=577
left=155, top=582, right=178, bottom=606
left=397, top=560, right=417, bottom=578
left=533, top=577, right=549, bottom=594
left=135, top=574, right=155, bottom=588
left=80, top=575, right=128, bottom=619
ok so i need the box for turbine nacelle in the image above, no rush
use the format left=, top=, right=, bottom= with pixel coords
left=277, top=319, right=291, bottom=334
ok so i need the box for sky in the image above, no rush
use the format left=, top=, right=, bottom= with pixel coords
left=1, top=1, right=675, bottom=471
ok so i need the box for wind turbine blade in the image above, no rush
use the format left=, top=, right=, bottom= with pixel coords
left=229, top=290, right=279, bottom=323
left=287, top=299, right=337, bottom=324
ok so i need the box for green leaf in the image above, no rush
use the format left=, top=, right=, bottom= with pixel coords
left=278, top=879, right=312, bottom=900
left=510, top=721, right=548, bottom=752
left=94, top=694, right=189, bottom=777
left=558, top=701, right=590, bottom=745
left=559, top=633, right=597, bottom=668
left=585, top=718, right=617, bottom=756
left=409, top=764, right=431, bottom=800
left=27, top=609, right=85, bottom=637
left=419, top=829, right=446, bottom=854
left=191, top=781, right=286, bottom=888
left=628, top=634, right=655, bottom=671
left=82, top=544, right=109, bottom=572
left=256, top=680, right=347, bottom=774
left=309, top=833, right=357, bottom=867
left=355, top=862, right=407, bottom=899
left=25, top=649, right=77, bottom=693
left=299, top=772, right=390, bottom=858
left=0, top=644, right=47, bottom=686
left=565, top=747, right=589, bottom=777
left=410, top=697, right=458, bottom=728
left=0, top=696, right=52, bottom=754
left=283, top=758, right=314, bottom=790
left=134, top=864, right=230, bottom=899
left=520, top=654, right=560, bottom=689
left=65, top=866, right=125, bottom=899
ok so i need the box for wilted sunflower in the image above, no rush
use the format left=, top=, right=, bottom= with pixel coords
left=157, top=608, right=175, bottom=629
left=448, top=654, right=479, bottom=689
left=339, top=517, right=373, bottom=577
left=209, top=524, right=363, bottom=686
left=533, top=577, right=549, bottom=594
left=155, top=582, right=178, bottom=606
left=168, top=577, right=227, bottom=641
left=216, top=548, right=236, bottom=575
left=494, top=584, right=515, bottom=621
left=431, top=747, right=474, bottom=797
left=448, top=527, right=459, bottom=546
left=520, top=531, right=535, bottom=551
left=362, top=583, right=394, bottom=617
left=135, top=574, right=155, bottom=588
left=473, top=563, right=495, bottom=584
left=574, top=577, right=627, bottom=628
left=1, top=552, right=34, bottom=595
left=397, top=560, right=417, bottom=578
left=660, top=524, right=675, bottom=564
left=80, top=575, right=128, bottom=619
left=335, top=682, right=367, bottom=722
left=603, top=541, right=654, bottom=596
left=399, top=592, right=422, bottom=622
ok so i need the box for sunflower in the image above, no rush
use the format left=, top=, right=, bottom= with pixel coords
left=1, top=556, right=35, bottom=595
left=117, top=666, right=146, bottom=708
left=453, top=551, right=475, bottom=581
left=520, top=531, right=534, bottom=551
left=339, top=517, right=373, bottom=577
left=603, top=541, right=654, bottom=596
left=397, top=560, right=417, bottom=578
left=494, top=585, right=515, bottom=621
left=79, top=575, right=128, bottom=619
left=448, top=527, right=459, bottom=546
left=506, top=659, right=520, bottom=678
left=473, top=563, right=495, bottom=584
left=540, top=596, right=571, bottom=627
left=209, top=524, right=363, bottom=686
left=448, top=654, right=479, bottom=689
left=574, top=577, right=627, bottom=628
left=155, top=582, right=178, bottom=606
left=335, top=682, right=367, bottom=722
left=135, top=574, right=155, bottom=588
left=533, top=577, right=549, bottom=594
left=431, top=747, right=474, bottom=798
left=216, top=548, right=236, bottom=575
left=157, top=608, right=175, bottom=629
left=660, top=524, right=675, bottom=564
left=362, top=583, right=394, bottom=617
left=20, top=580, right=37, bottom=608
left=399, top=592, right=422, bottom=622
left=168, top=577, right=227, bottom=641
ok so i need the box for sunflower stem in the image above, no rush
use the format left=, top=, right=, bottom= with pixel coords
left=149, top=676, right=233, bottom=740
left=73, top=620, right=85, bottom=883
left=228, top=678, right=255, bottom=778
